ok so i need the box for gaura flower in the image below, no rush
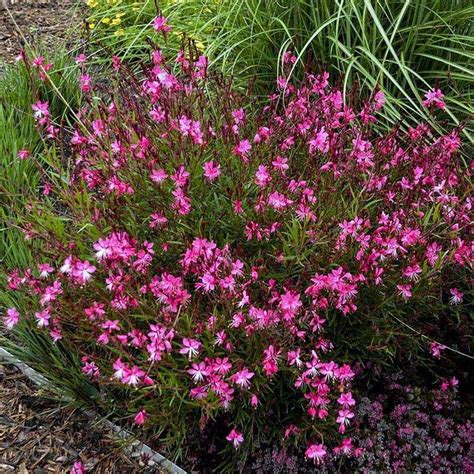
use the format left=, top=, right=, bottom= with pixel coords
left=134, top=409, right=148, bottom=425
left=305, top=443, right=327, bottom=463
left=4, top=308, right=19, bottom=330
left=226, top=428, right=244, bottom=448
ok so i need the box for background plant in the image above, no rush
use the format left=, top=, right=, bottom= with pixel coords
left=84, top=0, right=473, bottom=140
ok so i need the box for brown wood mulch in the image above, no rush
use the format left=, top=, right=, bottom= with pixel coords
left=0, top=0, right=84, bottom=64
left=0, top=363, right=163, bottom=473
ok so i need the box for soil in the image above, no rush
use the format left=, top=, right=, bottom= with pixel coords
left=0, top=363, right=164, bottom=473
left=0, top=0, right=84, bottom=64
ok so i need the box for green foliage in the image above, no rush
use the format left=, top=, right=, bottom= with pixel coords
left=0, top=50, right=81, bottom=270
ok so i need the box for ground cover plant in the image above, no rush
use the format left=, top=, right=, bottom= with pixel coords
left=84, top=0, right=474, bottom=140
left=350, top=374, right=473, bottom=472
left=247, top=374, right=473, bottom=472
left=1, top=15, right=472, bottom=470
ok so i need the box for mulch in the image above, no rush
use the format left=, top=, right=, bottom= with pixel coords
left=0, top=363, right=163, bottom=473
left=0, top=0, right=84, bottom=64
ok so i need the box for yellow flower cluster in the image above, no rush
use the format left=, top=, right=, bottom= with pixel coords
left=87, top=0, right=120, bottom=7
left=87, top=0, right=128, bottom=35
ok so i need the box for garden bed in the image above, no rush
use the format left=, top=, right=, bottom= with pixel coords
left=0, top=363, right=153, bottom=472
left=0, top=0, right=82, bottom=64
left=0, top=348, right=185, bottom=473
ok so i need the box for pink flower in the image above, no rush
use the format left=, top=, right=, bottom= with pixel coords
left=38, top=263, right=54, bottom=278
left=152, top=15, right=172, bottom=34
left=250, top=393, right=259, bottom=408
left=337, top=392, right=356, bottom=408
left=150, top=168, right=168, bottom=184
left=333, top=438, right=354, bottom=455
left=272, top=155, right=288, bottom=171
left=233, top=200, right=243, bottom=214
left=287, top=349, right=303, bottom=367
left=32, top=100, right=50, bottom=119
left=309, top=127, right=329, bottom=154
left=75, top=53, right=86, bottom=65
left=50, top=328, right=62, bottom=342
left=373, top=90, right=385, bottom=110
left=336, top=409, right=355, bottom=433
left=231, top=368, right=255, bottom=389
left=305, top=443, right=327, bottom=463
left=403, top=264, right=422, bottom=281
left=430, top=341, right=447, bottom=358
left=122, top=366, right=145, bottom=386
left=70, top=461, right=86, bottom=474
left=35, top=309, right=51, bottom=328
left=279, top=290, right=302, bottom=315
left=190, top=386, right=208, bottom=399
left=268, top=191, right=292, bottom=210
left=203, top=160, right=221, bottom=182
left=232, top=108, right=245, bottom=124
left=134, top=409, right=148, bottom=425
left=32, top=56, right=45, bottom=67
left=179, top=338, right=201, bottom=359
left=60, top=255, right=74, bottom=275
left=112, top=358, right=128, bottom=380
left=72, top=260, right=96, bottom=284
left=4, top=308, right=19, bottom=330
left=112, top=55, right=121, bottom=71
left=233, top=139, right=252, bottom=161
left=262, top=345, right=280, bottom=377
left=82, top=359, right=100, bottom=379
left=92, top=119, right=105, bottom=137
left=422, top=88, right=446, bottom=109
left=255, top=165, right=271, bottom=187
left=17, top=149, right=30, bottom=160
left=449, top=288, right=463, bottom=305
left=188, top=362, right=209, bottom=382
left=79, top=74, right=92, bottom=93
left=397, top=284, right=412, bottom=300
left=40, top=280, right=62, bottom=306
left=226, top=428, right=244, bottom=448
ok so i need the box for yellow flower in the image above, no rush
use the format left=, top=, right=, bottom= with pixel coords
left=87, top=0, right=98, bottom=7
left=102, top=17, right=111, bottom=24
left=111, top=17, right=121, bottom=26
left=195, top=40, right=205, bottom=51
left=89, top=22, right=96, bottom=29
left=115, top=28, right=125, bottom=36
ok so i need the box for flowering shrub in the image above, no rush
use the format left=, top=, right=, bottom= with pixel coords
left=2, top=19, right=472, bottom=468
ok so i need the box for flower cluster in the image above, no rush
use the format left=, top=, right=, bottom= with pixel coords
left=3, top=20, right=472, bottom=466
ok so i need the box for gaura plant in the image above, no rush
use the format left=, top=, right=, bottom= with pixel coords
left=3, top=18, right=472, bottom=469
